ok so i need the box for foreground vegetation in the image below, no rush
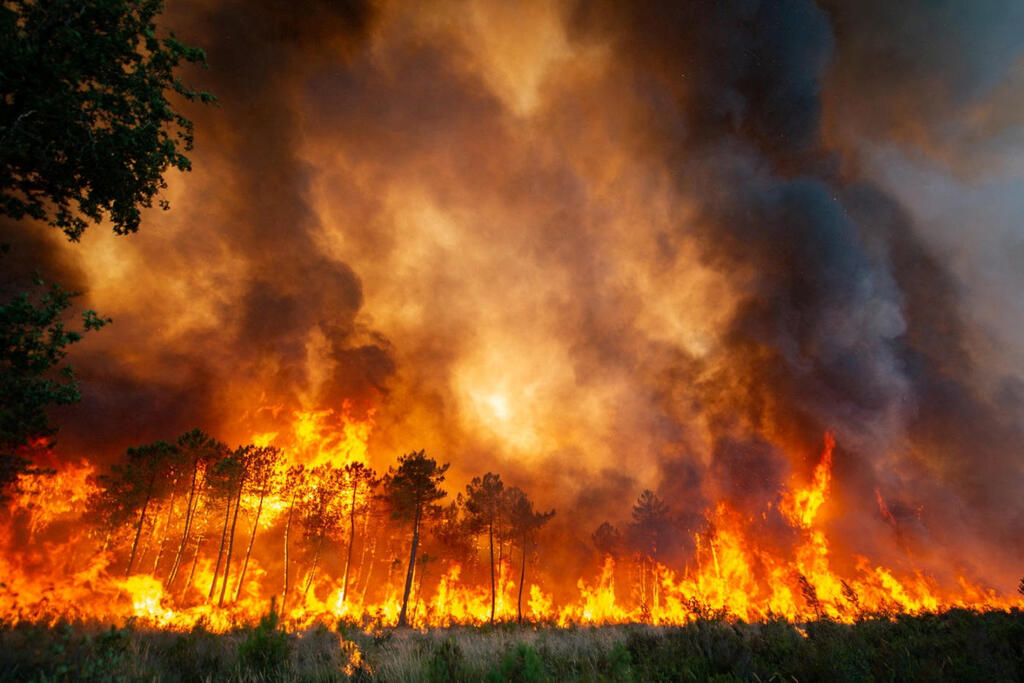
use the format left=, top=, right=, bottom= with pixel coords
left=1, top=608, right=1021, bottom=682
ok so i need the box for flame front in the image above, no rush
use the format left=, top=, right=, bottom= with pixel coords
left=1, top=430, right=1018, bottom=632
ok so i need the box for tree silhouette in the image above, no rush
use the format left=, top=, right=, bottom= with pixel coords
left=280, top=464, right=306, bottom=611
left=297, top=464, right=346, bottom=601
left=205, top=446, right=244, bottom=602
left=165, top=429, right=224, bottom=588
left=0, top=0, right=214, bottom=239
left=506, top=486, right=554, bottom=623
left=592, top=521, right=623, bottom=558
left=233, top=445, right=283, bottom=603
left=433, top=499, right=474, bottom=566
left=91, top=439, right=177, bottom=577
left=629, top=489, right=672, bottom=619
left=384, top=450, right=448, bottom=627
left=1, top=0, right=211, bottom=504
left=338, top=461, right=377, bottom=609
left=464, top=472, right=505, bottom=624
left=1, top=280, right=108, bottom=500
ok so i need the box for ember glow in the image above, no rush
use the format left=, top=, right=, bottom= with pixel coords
left=0, top=428, right=1018, bottom=629
left=3, top=0, right=1024, bottom=631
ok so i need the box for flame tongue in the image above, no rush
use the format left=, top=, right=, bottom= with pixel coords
left=782, top=432, right=835, bottom=530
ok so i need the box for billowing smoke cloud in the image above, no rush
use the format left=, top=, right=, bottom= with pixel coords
left=4, top=0, right=392, bottom=455
left=9, top=0, right=1023, bottom=589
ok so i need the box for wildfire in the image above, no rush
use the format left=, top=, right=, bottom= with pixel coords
left=261, top=401, right=375, bottom=468
left=0, top=431, right=1019, bottom=632
left=781, top=432, right=835, bottom=530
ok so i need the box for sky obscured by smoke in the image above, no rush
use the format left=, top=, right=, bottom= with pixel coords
left=5, top=0, right=1022, bottom=587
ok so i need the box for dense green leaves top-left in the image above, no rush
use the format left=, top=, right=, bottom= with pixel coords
left=0, top=0, right=215, bottom=239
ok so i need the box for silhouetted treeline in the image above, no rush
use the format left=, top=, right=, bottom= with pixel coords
left=87, top=429, right=553, bottom=625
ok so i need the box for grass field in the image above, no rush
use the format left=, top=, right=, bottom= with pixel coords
left=1, top=609, right=1022, bottom=682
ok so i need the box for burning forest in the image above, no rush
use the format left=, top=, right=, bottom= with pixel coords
left=2, top=0, right=1024, bottom=674
left=2, top=423, right=1020, bottom=632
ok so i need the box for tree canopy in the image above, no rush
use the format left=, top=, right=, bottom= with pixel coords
left=385, top=450, right=449, bottom=524
left=629, top=489, right=672, bottom=558
left=0, top=279, right=108, bottom=498
left=0, top=0, right=211, bottom=499
left=384, top=450, right=448, bottom=627
left=0, top=0, right=214, bottom=240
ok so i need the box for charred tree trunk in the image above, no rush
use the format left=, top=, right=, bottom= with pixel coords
left=359, top=517, right=380, bottom=606
left=218, top=479, right=245, bottom=605
left=517, top=533, right=527, bottom=624
left=234, top=487, right=265, bottom=603
left=183, top=533, right=203, bottom=599
left=412, top=557, right=429, bottom=625
left=167, top=461, right=200, bottom=587
left=489, top=518, right=496, bottom=624
left=397, top=506, right=421, bottom=628
left=151, top=491, right=178, bottom=574
left=303, top=533, right=326, bottom=601
left=355, top=507, right=374, bottom=603
left=125, top=473, right=156, bottom=577
left=282, top=491, right=296, bottom=611
left=208, top=495, right=233, bottom=600
left=340, top=484, right=357, bottom=607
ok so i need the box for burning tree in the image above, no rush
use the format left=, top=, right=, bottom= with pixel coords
left=90, top=439, right=177, bottom=577
left=296, top=464, right=346, bottom=601
left=506, top=486, right=554, bottom=623
left=464, top=472, right=505, bottom=624
left=233, top=445, right=284, bottom=603
left=165, top=429, right=225, bottom=589
left=629, top=489, right=672, bottom=619
left=384, top=450, right=448, bottom=628
left=592, top=521, right=624, bottom=559
left=432, top=499, right=475, bottom=566
left=0, top=281, right=108, bottom=500
left=338, top=461, right=378, bottom=609
left=205, top=444, right=252, bottom=604
left=281, top=463, right=307, bottom=611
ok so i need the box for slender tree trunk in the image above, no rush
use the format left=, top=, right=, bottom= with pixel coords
left=151, top=491, right=178, bottom=574
left=488, top=519, right=496, bottom=624
left=303, top=533, right=326, bottom=600
left=397, top=507, right=420, bottom=627
left=282, top=492, right=297, bottom=611
left=341, top=484, right=357, bottom=607
left=208, top=495, right=232, bottom=600
left=412, top=558, right=428, bottom=625
left=491, top=518, right=499, bottom=565
left=136, top=503, right=163, bottom=573
left=234, top=487, right=265, bottom=603
left=219, top=480, right=245, bottom=605
left=167, top=462, right=199, bottom=587
left=125, top=477, right=155, bottom=577
left=183, top=533, right=203, bottom=599
left=359, top=519, right=380, bottom=606
left=355, top=508, right=374, bottom=601
left=518, top=534, right=527, bottom=624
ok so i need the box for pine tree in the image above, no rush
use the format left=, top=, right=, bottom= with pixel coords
left=384, top=450, right=448, bottom=628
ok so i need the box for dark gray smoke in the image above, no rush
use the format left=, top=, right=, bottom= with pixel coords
left=563, top=0, right=1024, bottom=580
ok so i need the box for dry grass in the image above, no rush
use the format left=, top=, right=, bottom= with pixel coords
left=1, top=609, right=1022, bottom=681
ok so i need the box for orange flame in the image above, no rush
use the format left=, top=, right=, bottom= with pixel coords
left=0, top=431, right=1019, bottom=631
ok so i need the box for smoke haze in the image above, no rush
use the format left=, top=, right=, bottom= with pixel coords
left=6, top=0, right=1023, bottom=591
